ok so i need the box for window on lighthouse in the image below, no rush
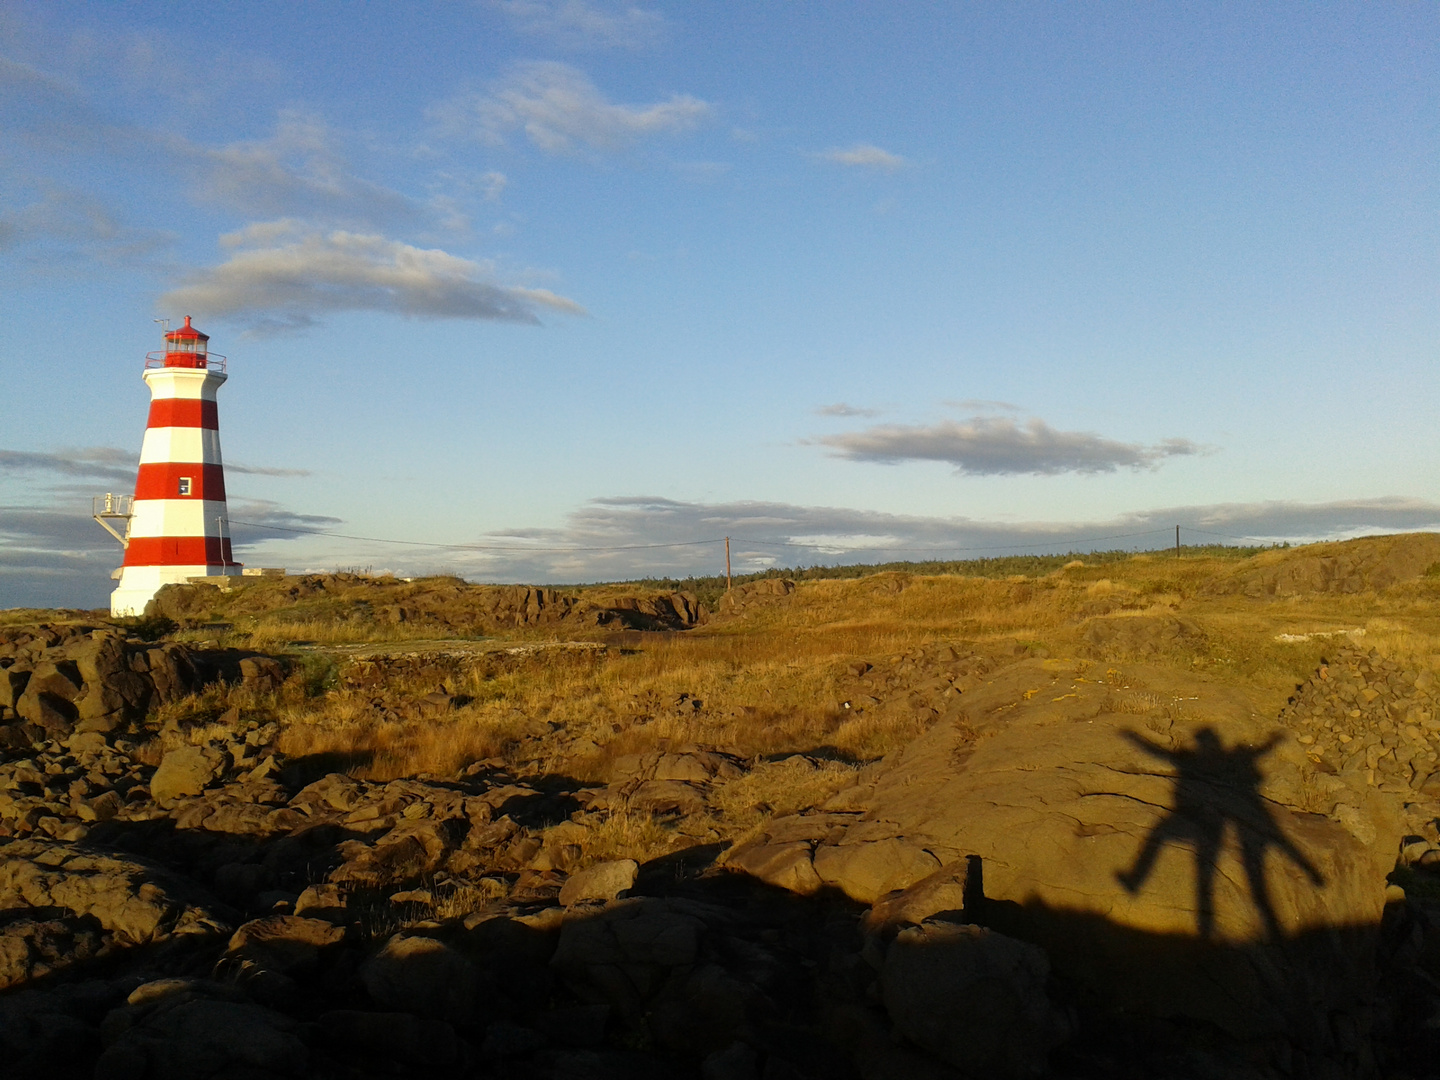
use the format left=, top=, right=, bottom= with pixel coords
left=178, top=477, right=192, bottom=496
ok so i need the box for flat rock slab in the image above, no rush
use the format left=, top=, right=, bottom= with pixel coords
left=0, top=838, right=231, bottom=945
left=736, top=658, right=1404, bottom=1045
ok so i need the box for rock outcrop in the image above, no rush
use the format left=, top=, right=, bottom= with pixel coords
left=729, top=658, right=1407, bottom=1060
left=148, top=574, right=709, bottom=634
left=1214, top=531, right=1440, bottom=598
left=0, top=625, right=283, bottom=745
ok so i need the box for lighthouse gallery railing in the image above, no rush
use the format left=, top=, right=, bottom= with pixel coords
left=145, top=352, right=228, bottom=373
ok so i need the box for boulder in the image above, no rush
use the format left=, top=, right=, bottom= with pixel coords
left=361, top=933, right=478, bottom=1024
left=98, top=990, right=307, bottom=1079
left=226, top=915, right=345, bottom=974
left=882, top=920, right=1067, bottom=1078
left=149, top=745, right=224, bottom=803
left=239, top=655, right=285, bottom=692
left=560, top=860, right=638, bottom=907
left=725, top=840, right=823, bottom=896
left=812, top=838, right=940, bottom=904
left=550, top=898, right=705, bottom=1017
left=0, top=914, right=104, bottom=989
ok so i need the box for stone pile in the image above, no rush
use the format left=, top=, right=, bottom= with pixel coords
left=1280, top=647, right=1439, bottom=791
left=1278, top=647, right=1440, bottom=859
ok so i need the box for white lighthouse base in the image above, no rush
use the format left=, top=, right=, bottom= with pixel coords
left=110, top=564, right=241, bottom=617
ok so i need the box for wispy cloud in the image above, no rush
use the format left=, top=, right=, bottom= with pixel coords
left=816, top=143, right=908, bottom=171
left=160, top=221, right=586, bottom=333
left=0, top=497, right=344, bottom=609
left=192, top=111, right=423, bottom=227
left=0, top=447, right=308, bottom=483
left=479, top=171, right=508, bottom=202
left=226, top=499, right=343, bottom=545
left=228, top=463, right=311, bottom=478
left=294, top=494, right=1440, bottom=586
left=6, top=491, right=1438, bottom=607
left=491, top=0, right=666, bottom=50
left=2, top=59, right=434, bottom=238
left=0, top=448, right=136, bottom=484
left=815, top=416, right=1207, bottom=476
left=0, top=186, right=173, bottom=265
left=432, top=62, right=710, bottom=153
left=815, top=403, right=880, bottom=419
left=946, top=398, right=1021, bottom=413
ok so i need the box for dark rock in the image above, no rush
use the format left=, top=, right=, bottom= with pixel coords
left=880, top=920, right=1068, bottom=1078
left=361, top=933, right=478, bottom=1024
left=98, top=995, right=308, bottom=1079
left=225, top=914, right=345, bottom=974
left=318, top=1008, right=460, bottom=1066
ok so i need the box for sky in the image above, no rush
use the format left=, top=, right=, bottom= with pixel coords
left=2, top=1, right=1437, bottom=609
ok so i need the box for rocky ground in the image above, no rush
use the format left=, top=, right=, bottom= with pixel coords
left=5, top=536, right=1440, bottom=1079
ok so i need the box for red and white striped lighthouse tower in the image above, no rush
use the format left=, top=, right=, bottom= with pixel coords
left=107, top=317, right=241, bottom=616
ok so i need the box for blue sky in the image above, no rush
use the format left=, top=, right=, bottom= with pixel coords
left=2, top=1, right=1437, bottom=608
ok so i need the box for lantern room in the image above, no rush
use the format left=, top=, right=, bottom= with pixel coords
left=162, top=315, right=209, bottom=368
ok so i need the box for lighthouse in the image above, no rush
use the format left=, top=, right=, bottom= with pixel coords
left=101, top=317, right=242, bottom=616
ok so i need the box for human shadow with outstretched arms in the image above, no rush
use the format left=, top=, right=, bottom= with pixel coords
left=1114, top=726, right=1324, bottom=941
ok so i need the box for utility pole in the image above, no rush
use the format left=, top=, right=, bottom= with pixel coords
left=1176, top=525, right=1181, bottom=559
left=725, top=537, right=732, bottom=592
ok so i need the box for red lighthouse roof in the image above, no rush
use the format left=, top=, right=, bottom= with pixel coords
left=164, top=315, right=209, bottom=343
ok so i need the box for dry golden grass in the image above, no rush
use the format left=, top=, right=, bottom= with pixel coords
left=120, top=540, right=1440, bottom=788
left=569, top=807, right=679, bottom=868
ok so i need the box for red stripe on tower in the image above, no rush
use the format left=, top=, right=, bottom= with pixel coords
left=110, top=316, right=242, bottom=617
left=133, top=463, right=227, bottom=501
left=125, top=536, right=237, bottom=565
left=147, top=398, right=219, bottom=429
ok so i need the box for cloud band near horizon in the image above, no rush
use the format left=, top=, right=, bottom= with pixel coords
left=816, top=415, right=1207, bottom=475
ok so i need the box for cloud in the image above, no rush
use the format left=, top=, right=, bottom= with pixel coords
left=227, top=463, right=311, bottom=478
left=491, top=0, right=666, bottom=49
left=192, top=111, right=423, bottom=227
left=815, top=403, right=880, bottom=419
left=432, top=62, right=710, bottom=153
left=1, top=62, right=430, bottom=237
left=279, top=494, right=1440, bottom=586
left=479, top=171, right=508, bottom=202
left=946, top=399, right=1021, bottom=413
left=0, top=497, right=344, bottom=609
left=226, top=500, right=343, bottom=545
left=159, top=222, right=586, bottom=332
left=816, top=143, right=908, bottom=171
left=0, top=448, right=136, bottom=484
left=815, top=416, right=1207, bottom=475
left=0, top=186, right=174, bottom=265
left=7, top=490, right=1439, bottom=607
